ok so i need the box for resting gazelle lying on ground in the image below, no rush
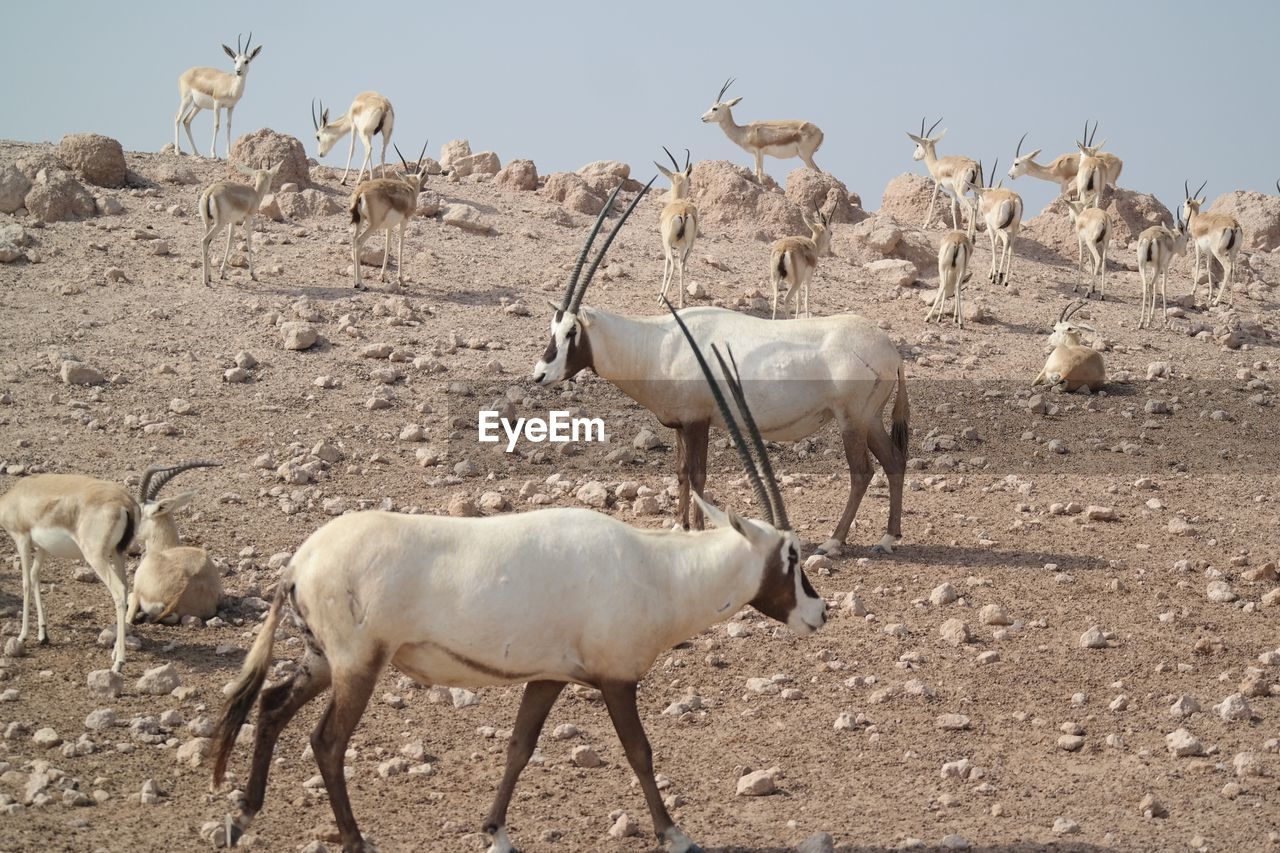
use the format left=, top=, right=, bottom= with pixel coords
left=212, top=208, right=827, bottom=853
left=1034, top=300, right=1105, bottom=392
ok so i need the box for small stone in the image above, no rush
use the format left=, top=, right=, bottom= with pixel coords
left=1080, top=626, right=1108, bottom=649
left=1214, top=693, right=1254, bottom=722
left=135, top=662, right=181, bottom=695
left=930, top=582, right=958, bottom=606
left=936, top=714, right=971, bottom=731
left=940, top=618, right=972, bottom=646
left=87, top=669, right=124, bottom=698
left=1057, top=735, right=1085, bottom=752
left=978, top=604, right=1011, bottom=626
left=632, top=428, right=662, bottom=450
left=608, top=812, right=640, bottom=838
left=570, top=745, right=602, bottom=768
left=1052, top=817, right=1080, bottom=836
left=377, top=758, right=409, bottom=778
left=1206, top=580, right=1236, bottom=603
left=84, top=708, right=117, bottom=731
left=281, top=322, right=319, bottom=351
left=1165, top=728, right=1204, bottom=757
left=735, top=768, right=777, bottom=796
left=32, top=727, right=62, bottom=748
left=1169, top=694, right=1200, bottom=718
left=447, top=495, right=480, bottom=518
left=1138, top=792, right=1167, bottom=818
left=1084, top=505, right=1116, bottom=521
left=796, top=832, right=836, bottom=853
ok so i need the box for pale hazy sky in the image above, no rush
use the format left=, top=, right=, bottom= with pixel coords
left=5, top=1, right=1277, bottom=214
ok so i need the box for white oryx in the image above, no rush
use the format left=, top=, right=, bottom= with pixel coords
left=174, top=33, right=263, bottom=158
left=533, top=183, right=909, bottom=556
left=1182, top=179, right=1243, bottom=306
left=907, top=116, right=980, bottom=234
left=1136, top=209, right=1189, bottom=329
left=701, top=77, right=824, bottom=182
left=972, top=158, right=1023, bottom=287
left=211, top=272, right=828, bottom=853
left=312, top=93, right=395, bottom=185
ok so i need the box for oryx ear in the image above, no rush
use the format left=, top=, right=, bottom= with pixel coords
left=222, top=44, right=236, bottom=60
left=724, top=96, right=742, bottom=107
left=545, top=299, right=561, bottom=312
left=148, top=491, right=196, bottom=516
left=693, top=493, right=746, bottom=536
left=249, top=45, right=262, bottom=61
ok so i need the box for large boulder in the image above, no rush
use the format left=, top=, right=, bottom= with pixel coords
left=277, top=188, right=341, bottom=219
left=450, top=151, right=501, bottom=178
left=228, top=129, right=309, bottom=189
left=57, top=133, right=127, bottom=188
left=689, top=160, right=807, bottom=238
left=0, top=165, right=32, bottom=213
left=439, top=139, right=472, bottom=170
left=15, top=150, right=65, bottom=181
left=880, top=172, right=948, bottom=229
left=24, top=169, right=96, bottom=222
left=1022, top=188, right=1172, bottom=258
left=495, top=159, right=538, bottom=191
left=785, top=168, right=865, bottom=224
left=543, top=172, right=604, bottom=215
left=1205, top=190, right=1280, bottom=251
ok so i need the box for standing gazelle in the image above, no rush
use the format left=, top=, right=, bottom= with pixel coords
left=1182, top=179, right=1243, bottom=306
left=1007, top=129, right=1123, bottom=195
left=1136, top=209, right=1189, bottom=329
left=925, top=231, right=973, bottom=327
left=769, top=206, right=832, bottom=319
left=1066, top=199, right=1111, bottom=300
left=907, top=117, right=980, bottom=234
left=1075, top=121, right=1109, bottom=209
left=972, top=159, right=1023, bottom=287
left=349, top=142, right=430, bottom=290
left=655, top=147, right=698, bottom=309
left=312, top=93, right=395, bottom=185
left=199, top=161, right=281, bottom=286
left=174, top=33, right=263, bottom=158
left=701, top=78, right=824, bottom=182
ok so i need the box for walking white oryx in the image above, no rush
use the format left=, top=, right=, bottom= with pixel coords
left=312, top=93, right=395, bottom=185
left=210, top=256, right=828, bottom=853
left=174, top=33, right=263, bottom=158
left=533, top=183, right=909, bottom=555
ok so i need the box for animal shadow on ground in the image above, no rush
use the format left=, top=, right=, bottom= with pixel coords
left=882, top=544, right=1108, bottom=573
left=708, top=843, right=1114, bottom=853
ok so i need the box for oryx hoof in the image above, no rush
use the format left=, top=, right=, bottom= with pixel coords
left=814, top=537, right=844, bottom=557
left=38, top=634, right=49, bottom=646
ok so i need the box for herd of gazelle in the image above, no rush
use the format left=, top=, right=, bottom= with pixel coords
left=2, top=51, right=1271, bottom=849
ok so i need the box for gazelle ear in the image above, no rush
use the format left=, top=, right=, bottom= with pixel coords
left=1026, top=148, right=1042, bottom=160
left=235, top=163, right=256, bottom=177
left=249, top=45, right=262, bottom=61
left=222, top=44, right=236, bottom=60
left=724, top=96, right=742, bottom=107
left=653, top=162, right=674, bottom=180
left=933, top=128, right=947, bottom=142
left=148, top=491, right=195, bottom=516
left=321, top=108, right=329, bottom=124
left=906, top=132, right=922, bottom=143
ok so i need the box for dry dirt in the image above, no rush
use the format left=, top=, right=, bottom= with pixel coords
left=0, top=140, right=1278, bottom=853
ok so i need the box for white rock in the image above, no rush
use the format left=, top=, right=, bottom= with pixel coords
left=570, top=745, right=602, bottom=768
left=135, top=662, right=181, bottom=695
left=735, top=768, right=777, bottom=796
left=1165, top=728, right=1204, bottom=757
left=608, top=812, right=640, bottom=838
left=32, top=727, right=62, bottom=748
left=87, top=669, right=124, bottom=698
left=1169, top=694, right=1200, bottom=718
left=1052, top=817, right=1080, bottom=835
left=929, top=582, right=958, bottom=606
left=1206, top=580, right=1236, bottom=603
left=1214, top=693, right=1254, bottom=722
left=939, top=618, right=971, bottom=646
left=1080, top=626, right=1108, bottom=649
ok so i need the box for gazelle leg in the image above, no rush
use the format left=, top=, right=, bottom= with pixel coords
left=923, top=180, right=940, bottom=229
left=85, top=551, right=128, bottom=671
left=201, top=223, right=219, bottom=286
left=361, top=135, right=375, bottom=185
left=379, top=226, right=392, bottom=282
left=224, top=105, right=234, bottom=159
left=379, top=135, right=389, bottom=178
left=800, top=150, right=822, bottom=173
left=210, top=107, right=221, bottom=159
left=771, top=272, right=781, bottom=320
left=1160, top=269, right=1170, bottom=328
left=352, top=223, right=376, bottom=289
left=245, top=217, right=257, bottom=281
left=987, top=227, right=998, bottom=281
left=1190, top=246, right=1201, bottom=300
left=1138, top=267, right=1149, bottom=328
left=955, top=268, right=963, bottom=327
left=396, top=222, right=406, bottom=286
left=310, top=657, right=383, bottom=853
left=483, top=681, right=566, bottom=853
left=659, top=252, right=673, bottom=306
left=676, top=250, right=687, bottom=309
left=174, top=95, right=192, bottom=154
left=341, top=131, right=356, bottom=185
left=754, top=150, right=764, bottom=183
left=182, top=105, right=201, bottom=156
left=220, top=221, right=235, bottom=278
left=1099, top=243, right=1107, bottom=300
left=15, top=536, right=34, bottom=643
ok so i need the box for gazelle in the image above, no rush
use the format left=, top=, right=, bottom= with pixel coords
left=0, top=461, right=212, bottom=672
left=211, top=302, right=828, bottom=853
left=655, top=147, right=698, bottom=309
left=1007, top=129, right=1123, bottom=195
left=312, top=93, right=395, bottom=185
left=126, top=462, right=222, bottom=625
left=349, top=142, right=430, bottom=290
left=972, top=159, right=1023, bottom=287
left=534, top=182, right=910, bottom=556
left=700, top=78, right=824, bottom=182
left=925, top=231, right=973, bottom=327
left=174, top=33, right=263, bottom=158
left=1136, top=210, right=1189, bottom=329
left=1065, top=199, right=1111, bottom=300
left=199, top=161, right=281, bottom=286
left=1075, top=121, right=1109, bottom=209
left=906, top=117, right=980, bottom=234
left=1182, top=179, right=1243, bottom=306
left=769, top=206, right=832, bottom=319
left=1034, top=301, right=1105, bottom=392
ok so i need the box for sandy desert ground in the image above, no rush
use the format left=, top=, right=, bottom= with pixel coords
left=0, top=136, right=1277, bottom=853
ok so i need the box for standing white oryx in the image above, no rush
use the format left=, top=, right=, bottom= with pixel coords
left=174, top=33, right=263, bottom=158
left=907, top=117, right=980, bottom=234
left=1007, top=127, right=1123, bottom=195
left=769, top=205, right=832, bottom=319
left=533, top=182, right=909, bottom=556
left=1075, top=121, right=1109, bottom=209
left=655, top=147, right=698, bottom=309
left=701, top=78, right=824, bottom=182
left=312, top=93, right=395, bottom=185
left=199, top=161, right=281, bottom=286
left=1182, top=179, right=1243, bottom=306
left=1066, top=199, right=1111, bottom=300
left=1136, top=209, right=1189, bottom=329
left=972, top=159, right=1023, bottom=287
left=925, top=231, right=973, bottom=327
left=348, top=142, right=430, bottom=290
left=210, top=261, right=829, bottom=853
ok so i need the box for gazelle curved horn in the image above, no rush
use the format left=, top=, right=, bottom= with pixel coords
left=716, top=345, right=789, bottom=530
left=394, top=144, right=410, bottom=173
left=568, top=177, right=656, bottom=314
left=1015, top=132, right=1028, bottom=158
left=683, top=147, right=691, bottom=171
left=1194, top=179, right=1207, bottom=200
left=311, top=99, right=321, bottom=131
left=663, top=298, right=776, bottom=527
left=988, top=158, right=998, bottom=187
left=716, top=77, right=736, bottom=102
left=1275, top=179, right=1279, bottom=195
left=1184, top=179, right=1190, bottom=200
left=919, top=116, right=926, bottom=137
left=927, top=117, right=943, bottom=137
left=244, top=32, right=253, bottom=55
left=560, top=182, right=628, bottom=312
left=416, top=139, right=429, bottom=171
left=662, top=146, right=681, bottom=172
left=140, top=461, right=220, bottom=504
left=236, top=33, right=242, bottom=54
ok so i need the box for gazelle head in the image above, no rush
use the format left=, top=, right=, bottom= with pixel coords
left=312, top=99, right=344, bottom=156
left=393, top=141, right=431, bottom=194
left=1075, top=120, right=1107, bottom=157
left=906, top=116, right=945, bottom=161
left=135, top=461, right=220, bottom=548
left=655, top=146, right=693, bottom=200
left=1064, top=198, right=1087, bottom=224
left=665, top=301, right=827, bottom=635
left=803, top=206, right=833, bottom=256
left=234, top=161, right=281, bottom=193
left=533, top=178, right=656, bottom=386
left=1008, top=132, right=1042, bottom=180
left=220, top=33, right=262, bottom=77
left=973, top=158, right=1003, bottom=197
left=701, top=77, right=742, bottom=124
left=1049, top=301, right=1094, bottom=347
left=1182, top=179, right=1208, bottom=222
left=1171, top=208, right=1190, bottom=254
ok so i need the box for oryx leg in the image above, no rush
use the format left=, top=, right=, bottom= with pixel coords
left=482, top=680, right=566, bottom=853
left=821, top=423, right=873, bottom=554
left=311, top=654, right=384, bottom=853
left=674, top=421, right=709, bottom=531
left=867, top=421, right=907, bottom=553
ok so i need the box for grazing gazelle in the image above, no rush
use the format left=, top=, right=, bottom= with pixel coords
left=349, top=142, right=430, bottom=290
left=1066, top=199, right=1111, bottom=300
left=312, top=93, right=395, bottom=185
left=1136, top=209, right=1189, bottom=329
left=1007, top=128, right=1123, bottom=195
left=174, top=33, right=263, bottom=158
left=907, top=117, right=980, bottom=234
left=701, top=77, right=824, bottom=182
left=534, top=182, right=909, bottom=556
left=925, top=231, right=973, bottom=327
left=655, top=146, right=698, bottom=308
left=199, top=161, right=281, bottom=286
left=972, top=159, right=1023, bottom=287
left=210, top=287, right=828, bottom=853
left=769, top=205, right=832, bottom=319
left=1182, top=179, right=1243, bottom=306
